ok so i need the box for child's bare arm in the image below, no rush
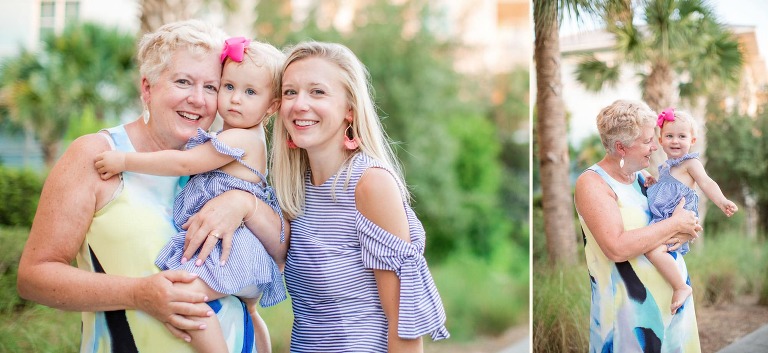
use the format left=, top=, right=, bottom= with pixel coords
left=94, top=143, right=233, bottom=180
left=686, top=159, right=738, bottom=217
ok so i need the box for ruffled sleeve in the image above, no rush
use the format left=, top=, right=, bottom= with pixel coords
left=356, top=211, right=450, bottom=341
left=667, top=152, right=700, bottom=167
left=185, top=128, right=246, bottom=160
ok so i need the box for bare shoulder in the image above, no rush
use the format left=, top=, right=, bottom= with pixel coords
left=575, top=169, right=615, bottom=205
left=356, top=167, right=403, bottom=206
left=575, top=170, right=603, bottom=194
left=355, top=167, right=409, bottom=239
left=680, top=156, right=704, bottom=170
left=217, top=128, right=266, bottom=149
left=58, top=132, right=113, bottom=168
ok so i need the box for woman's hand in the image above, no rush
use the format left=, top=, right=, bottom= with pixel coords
left=133, top=270, right=213, bottom=341
left=666, top=197, right=701, bottom=248
left=182, top=190, right=250, bottom=266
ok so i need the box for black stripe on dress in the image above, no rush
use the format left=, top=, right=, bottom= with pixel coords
left=89, top=245, right=139, bottom=353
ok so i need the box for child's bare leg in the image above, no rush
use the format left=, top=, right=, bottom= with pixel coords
left=174, top=278, right=228, bottom=353
left=243, top=297, right=271, bottom=353
left=646, top=244, right=692, bottom=314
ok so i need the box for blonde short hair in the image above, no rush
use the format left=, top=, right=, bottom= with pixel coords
left=270, top=41, right=406, bottom=220
left=137, top=20, right=227, bottom=85
left=596, top=100, right=657, bottom=153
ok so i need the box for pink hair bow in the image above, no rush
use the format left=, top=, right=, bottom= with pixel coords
left=657, top=107, right=675, bottom=127
left=220, top=37, right=250, bottom=63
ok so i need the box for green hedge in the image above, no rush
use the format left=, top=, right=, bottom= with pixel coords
left=0, top=167, right=43, bottom=227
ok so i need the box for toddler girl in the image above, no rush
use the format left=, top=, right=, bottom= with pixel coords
left=646, top=107, right=738, bottom=314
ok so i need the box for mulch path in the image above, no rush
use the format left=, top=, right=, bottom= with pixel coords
left=697, top=294, right=768, bottom=353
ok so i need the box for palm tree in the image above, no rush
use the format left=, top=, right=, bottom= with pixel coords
left=534, top=0, right=624, bottom=266
left=0, top=22, right=137, bottom=169
left=572, top=0, right=743, bottom=230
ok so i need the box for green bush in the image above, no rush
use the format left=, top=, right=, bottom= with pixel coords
left=0, top=226, right=32, bottom=314
left=430, top=248, right=529, bottom=341
left=0, top=167, right=43, bottom=227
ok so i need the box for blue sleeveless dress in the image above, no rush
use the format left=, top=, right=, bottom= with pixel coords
left=578, top=164, right=701, bottom=353
left=646, top=153, right=700, bottom=256
left=154, top=128, right=286, bottom=307
left=284, top=152, right=449, bottom=352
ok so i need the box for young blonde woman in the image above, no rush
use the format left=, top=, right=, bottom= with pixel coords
left=271, top=41, right=449, bottom=352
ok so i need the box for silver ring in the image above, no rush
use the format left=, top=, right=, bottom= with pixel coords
left=209, top=232, right=221, bottom=239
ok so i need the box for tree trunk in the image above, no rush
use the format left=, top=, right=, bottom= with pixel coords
left=42, top=141, right=59, bottom=170
left=534, top=8, right=577, bottom=266
left=643, top=62, right=676, bottom=178
left=139, top=0, right=202, bottom=34
left=742, top=184, right=758, bottom=240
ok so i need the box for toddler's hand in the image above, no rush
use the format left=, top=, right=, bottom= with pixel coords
left=644, top=175, right=657, bottom=187
left=640, top=170, right=657, bottom=187
left=721, top=200, right=739, bottom=217
left=94, top=151, right=126, bottom=180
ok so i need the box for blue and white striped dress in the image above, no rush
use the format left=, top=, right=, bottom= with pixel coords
left=285, top=152, right=449, bottom=352
left=155, top=128, right=286, bottom=307
left=646, top=153, right=700, bottom=256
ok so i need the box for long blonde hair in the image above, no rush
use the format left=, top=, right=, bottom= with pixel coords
left=270, top=41, right=407, bottom=220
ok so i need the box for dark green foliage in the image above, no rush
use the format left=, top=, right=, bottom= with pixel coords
left=705, top=107, right=768, bottom=232
left=0, top=167, right=42, bottom=227
left=0, top=22, right=136, bottom=167
left=0, top=227, right=33, bottom=314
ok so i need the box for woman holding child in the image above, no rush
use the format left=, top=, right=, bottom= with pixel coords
left=17, top=20, right=284, bottom=352
left=574, top=99, right=702, bottom=352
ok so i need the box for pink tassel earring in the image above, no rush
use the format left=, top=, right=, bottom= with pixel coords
left=287, top=134, right=298, bottom=149
left=344, top=124, right=359, bottom=150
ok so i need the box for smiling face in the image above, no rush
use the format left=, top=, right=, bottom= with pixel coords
left=279, top=57, right=352, bottom=155
left=144, top=47, right=221, bottom=149
left=622, top=124, right=659, bottom=172
left=218, top=59, right=277, bottom=130
left=659, top=119, right=696, bottom=159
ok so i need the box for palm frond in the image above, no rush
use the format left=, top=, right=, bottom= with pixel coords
left=574, top=56, right=621, bottom=92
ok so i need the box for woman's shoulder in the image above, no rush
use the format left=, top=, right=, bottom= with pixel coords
left=575, top=165, right=604, bottom=188
left=67, top=131, right=113, bottom=157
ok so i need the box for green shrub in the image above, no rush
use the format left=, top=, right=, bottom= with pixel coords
left=0, top=167, right=43, bottom=227
left=685, top=232, right=766, bottom=306
left=430, top=248, right=529, bottom=341
left=0, top=226, right=32, bottom=314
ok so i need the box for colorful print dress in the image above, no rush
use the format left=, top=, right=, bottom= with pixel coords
left=77, top=125, right=257, bottom=353
left=647, top=153, right=701, bottom=256
left=284, top=152, right=449, bottom=352
left=578, top=164, right=701, bottom=353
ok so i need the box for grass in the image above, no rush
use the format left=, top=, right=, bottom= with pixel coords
left=532, top=230, right=768, bottom=353
left=0, top=225, right=527, bottom=352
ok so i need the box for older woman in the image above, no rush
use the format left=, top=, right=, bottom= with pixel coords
left=574, top=100, right=702, bottom=352
left=17, top=20, right=284, bottom=353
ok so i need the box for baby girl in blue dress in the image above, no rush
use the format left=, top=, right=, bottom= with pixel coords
left=646, top=108, right=738, bottom=315
left=95, top=37, right=286, bottom=353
